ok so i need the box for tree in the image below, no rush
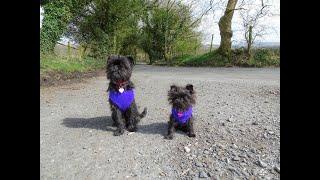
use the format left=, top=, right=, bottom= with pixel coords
left=65, top=0, right=144, bottom=58
left=40, top=0, right=91, bottom=54
left=217, top=0, right=238, bottom=57
left=239, top=0, right=271, bottom=59
left=140, top=0, right=205, bottom=64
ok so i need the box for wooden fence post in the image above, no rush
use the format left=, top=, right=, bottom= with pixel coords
left=67, top=41, right=71, bottom=59
left=210, top=34, right=214, bottom=53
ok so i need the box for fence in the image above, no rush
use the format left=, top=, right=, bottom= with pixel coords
left=54, top=42, right=85, bottom=59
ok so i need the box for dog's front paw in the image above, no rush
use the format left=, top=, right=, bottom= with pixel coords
left=188, top=133, right=196, bottom=137
left=127, top=125, right=137, bottom=132
left=165, top=134, right=173, bottom=140
left=114, top=129, right=124, bottom=136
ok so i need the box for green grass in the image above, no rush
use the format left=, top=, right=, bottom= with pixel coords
left=248, top=48, right=280, bottom=67
left=173, top=51, right=230, bottom=67
left=171, top=48, right=280, bottom=67
left=40, top=55, right=105, bottom=74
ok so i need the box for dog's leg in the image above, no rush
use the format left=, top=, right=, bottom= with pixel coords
left=165, top=116, right=176, bottom=140
left=111, top=111, right=118, bottom=127
left=126, top=103, right=138, bottom=132
left=110, top=101, right=119, bottom=127
left=127, top=117, right=137, bottom=132
left=112, top=107, right=125, bottom=136
left=187, top=117, right=196, bottom=137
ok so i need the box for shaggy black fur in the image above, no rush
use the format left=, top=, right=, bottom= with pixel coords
left=165, top=84, right=196, bottom=140
left=106, top=55, right=147, bottom=136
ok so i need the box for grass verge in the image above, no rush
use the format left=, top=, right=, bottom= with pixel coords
left=165, top=48, right=280, bottom=67
left=40, top=55, right=105, bottom=86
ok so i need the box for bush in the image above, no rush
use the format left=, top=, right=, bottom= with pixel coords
left=251, top=48, right=280, bottom=67
left=40, top=0, right=73, bottom=54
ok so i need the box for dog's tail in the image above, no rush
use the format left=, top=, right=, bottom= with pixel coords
left=139, top=107, right=147, bottom=119
left=135, top=108, right=147, bottom=125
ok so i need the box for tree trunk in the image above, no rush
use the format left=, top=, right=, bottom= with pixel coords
left=149, top=57, right=153, bottom=65
left=164, top=41, right=170, bottom=63
left=83, top=45, right=88, bottom=55
left=246, top=25, right=253, bottom=59
left=164, top=50, right=169, bottom=63
left=218, top=0, right=238, bottom=57
left=164, top=33, right=169, bottom=63
left=145, top=52, right=147, bottom=62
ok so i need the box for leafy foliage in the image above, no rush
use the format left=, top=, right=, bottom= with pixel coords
left=65, top=0, right=144, bottom=59
left=40, top=0, right=90, bottom=54
left=40, top=0, right=278, bottom=68
left=140, top=1, right=201, bottom=63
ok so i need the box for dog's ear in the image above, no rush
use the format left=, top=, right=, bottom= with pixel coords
left=186, top=84, right=194, bottom=93
left=107, top=55, right=114, bottom=64
left=170, top=85, right=177, bottom=91
left=126, top=56, right=135, bottom=66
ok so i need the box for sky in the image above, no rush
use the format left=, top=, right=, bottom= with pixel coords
left=40, top=7, right=43, bottom=28
left=40, top=0, right=279, bottom=45
left=189, top=0, right=280, bottom=45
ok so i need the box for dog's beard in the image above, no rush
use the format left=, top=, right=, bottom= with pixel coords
left=172, top=100, right=191, bottom=112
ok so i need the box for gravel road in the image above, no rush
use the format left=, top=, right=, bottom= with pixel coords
left=40, top=65, right=280, bottom=180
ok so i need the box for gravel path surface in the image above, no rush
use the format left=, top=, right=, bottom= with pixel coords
left=40, top=65, right=280, bottom=180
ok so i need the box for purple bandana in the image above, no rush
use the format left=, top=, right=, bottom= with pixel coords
left=172, top=107, right=193, bottom=125
left=109, top=89, right=135, bottom=112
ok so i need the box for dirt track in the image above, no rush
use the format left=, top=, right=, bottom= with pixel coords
left=40, top=65, right=280, bottom=179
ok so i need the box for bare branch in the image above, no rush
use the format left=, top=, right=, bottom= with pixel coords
left=230, top=7, right=247, bottom=11
left=188, top=5, right=213, bottom=28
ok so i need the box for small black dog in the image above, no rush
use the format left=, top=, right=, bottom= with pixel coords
left=165, top=84, right=196, bottom=139
left=106, top=55, right=147, bottom=136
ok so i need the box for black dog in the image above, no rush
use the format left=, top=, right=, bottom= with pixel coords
left=106, top=55, right=147, bottom=136
left=165, top=84, right=196, bottom=139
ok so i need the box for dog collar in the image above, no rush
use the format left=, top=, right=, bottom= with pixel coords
left=115, top=80, right=128, bottom=88
left=172, top=107, right=193, bottom=125
left=109, top=89, right=135, bottom=112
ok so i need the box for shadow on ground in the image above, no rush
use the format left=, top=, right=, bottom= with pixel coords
left=62, top=116, right=187, bottom=137
left=137, top=122, right=189, bottom=137
left=62, top=116, right=114, bottom=132
left=137, top=122, right=167, bottom=136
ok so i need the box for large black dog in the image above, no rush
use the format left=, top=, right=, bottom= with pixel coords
left=106, top=55, right=147, bottom=136
left=165, top=84, right=196, bottom=139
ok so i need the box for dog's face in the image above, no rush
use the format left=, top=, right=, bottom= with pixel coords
left=106, top=55, right=134, bottom=83
left=168, top=84, right=196, bottom=111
